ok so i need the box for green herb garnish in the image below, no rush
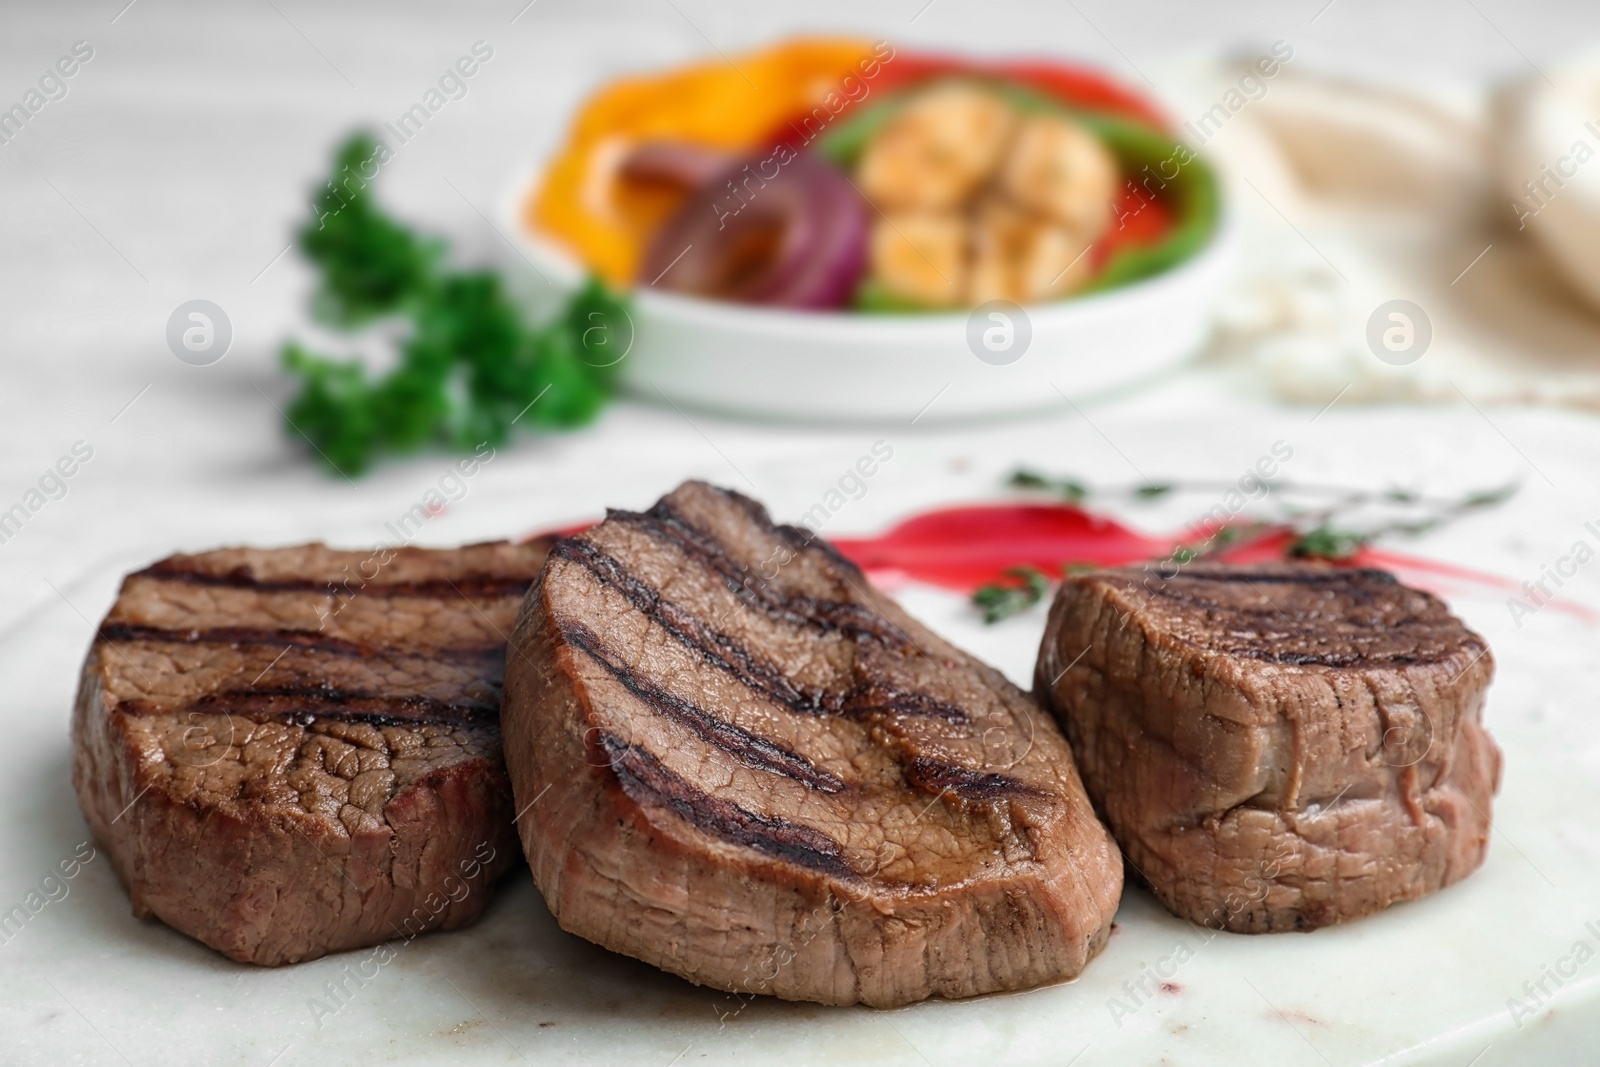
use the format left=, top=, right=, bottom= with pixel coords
left=1008, top=468, right=1087, bottom=501
left=972, top=566, right=1053, bottom=624
left=281, top=134, right=630, bottom=476
left=1287, top=527, right=1367, bottom=560
left=974, top=469, right=1518, bottom=622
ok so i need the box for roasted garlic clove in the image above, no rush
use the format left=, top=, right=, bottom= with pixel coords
left=869, top=213, right=968, bottom=306
left=857, top=81, right=1017, bottom=212
left=1000, top=113, right=1118, bottom=240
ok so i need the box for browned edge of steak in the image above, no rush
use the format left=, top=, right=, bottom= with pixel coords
left=1035, top=562, right=1502, bottom=933
left=501, top=482, right=1123, bottom=1007
left=70, top=540, right=549, bottom=964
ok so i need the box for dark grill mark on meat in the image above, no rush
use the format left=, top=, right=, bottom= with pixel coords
left=599, top=734, right=856, bottom=879
left=717, top=486, right=857, bottom=569
left=1038, top=560, right=1500, bottom=934
left=551, top=538, right=830, bottom=714
left=842, top=683, right=970, bottom=725
left=73, top=540, right=544, bottom=967
left=136, top=560, right=535, bottom=600
left=1120, top=566, right=1481, bottom=668
left=1214, top=645, right=1477, bottom=668
left=503, top=482, right=1125, bottom=1007
left=99, top=622, right=504, bottom=661
left=554, top=538, right=969, bottom=726
left=611, top=504, right=911, bottom=650
left=561, top=621, right=846, bottom=794
left=121, top=686, right=499, bottom=729
left=1174, top=567, right=1398, bottom=587
left=904, top=756, right=1034, bottom=799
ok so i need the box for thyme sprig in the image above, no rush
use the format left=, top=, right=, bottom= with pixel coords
left=972, top=566, right=1052, bottom=624
left=974, top=470, right=1517, bottom=622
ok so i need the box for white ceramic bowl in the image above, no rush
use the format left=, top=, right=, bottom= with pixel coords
left=498, top=163, right=1238, bottom=423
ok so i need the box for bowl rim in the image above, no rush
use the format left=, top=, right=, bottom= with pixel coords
left=497, top=142, right=1236, bottom=338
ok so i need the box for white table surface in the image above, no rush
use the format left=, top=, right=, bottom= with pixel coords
left=5, top=2, right=1600, bottom=1065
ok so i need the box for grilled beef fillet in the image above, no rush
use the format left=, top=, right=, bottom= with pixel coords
left=1035, top=563, right=1500, bottom=933
left=71, top=541, right=548, bottom=965
left=501, top=482, right=1122, bottom=1008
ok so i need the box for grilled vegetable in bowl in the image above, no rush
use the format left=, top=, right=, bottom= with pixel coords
left=842, top=80, right=1118, bottom=307
left=823, top=79, right=1220, bottom=310
left=508, top=37, right=1235, bottom=421
left=640, top=150, right=869, bottom=309
left=527, top=39, right=1220, bottom=314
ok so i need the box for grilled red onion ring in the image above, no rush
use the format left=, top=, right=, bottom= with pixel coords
left=639, top=150, right=868, bottom=310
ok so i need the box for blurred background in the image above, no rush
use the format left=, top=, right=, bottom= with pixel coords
left=6, top=0, right=1599, bottom=590
left=6, top=0, right=1600, bottom=493
left=7, top=3, right=1600, bottom=1064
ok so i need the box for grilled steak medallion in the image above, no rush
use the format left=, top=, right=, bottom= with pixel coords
left=71, top=541, right=548, bottom=965
left=1036, top=563, right=1500, bottom=933
left=502, top=482, right=1122, bottom=1008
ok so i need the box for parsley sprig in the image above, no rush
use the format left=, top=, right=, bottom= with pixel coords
left=281, top=134, right=630, bottom=476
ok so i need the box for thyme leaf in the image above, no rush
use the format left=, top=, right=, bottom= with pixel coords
left=972, top=566, right=1052, bottom=623
left=975, top=469, right=1520, bottom=622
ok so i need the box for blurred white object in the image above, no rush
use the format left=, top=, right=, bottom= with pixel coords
left=1181, top=57, right=1600, bottom=409
left=500, top=164, right=1238, bottom=422
left=1495, top=49, right=1600, bottom=314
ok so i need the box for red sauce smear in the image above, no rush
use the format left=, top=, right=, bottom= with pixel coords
left=830, top=503, right=1595, bottom=622
left=529, top=502, right=1594, bottom=622
left=828, top=504, right=1166, bottom=590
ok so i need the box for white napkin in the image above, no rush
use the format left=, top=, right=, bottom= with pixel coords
left=1173, top=55, right=1600, bottom=409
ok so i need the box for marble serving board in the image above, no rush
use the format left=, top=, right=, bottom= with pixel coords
left=3, top=390, right=1599, bottom=1067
